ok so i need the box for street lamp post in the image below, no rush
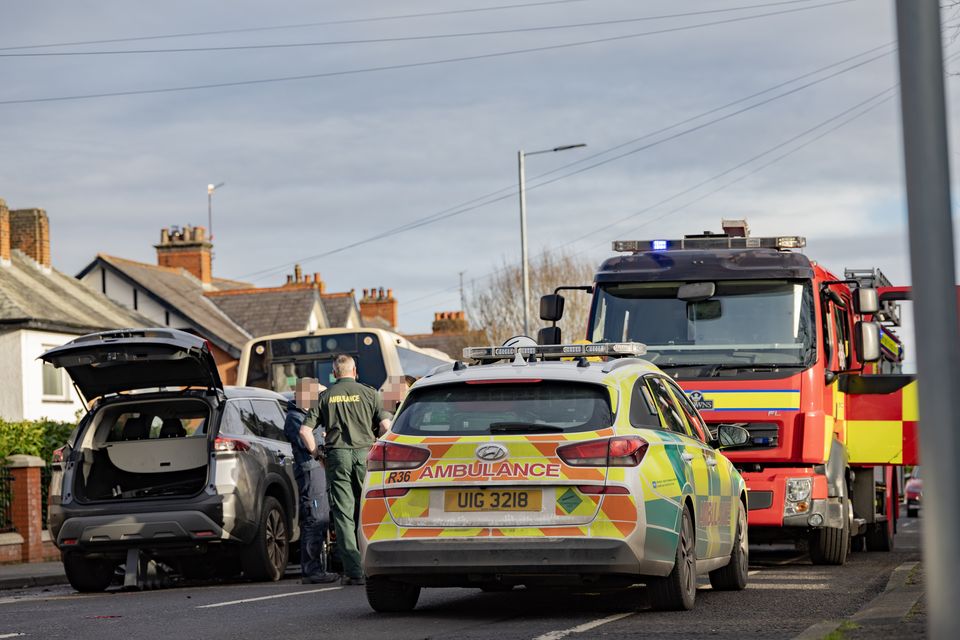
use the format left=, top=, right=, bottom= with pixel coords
left=207, top=182, right=225, bottom=241
left=517, top=143, right=586, bottom=336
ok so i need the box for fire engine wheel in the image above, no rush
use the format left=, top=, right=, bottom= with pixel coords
left=648, top=506, right=696, bottom=611
left=809, top=499, right=850, bottom=566
left=865, top=520, right=894, bottom=552
left=709, top=500, right=748, bottom=591
left=907, top=506, right=919, bottom=518
left=366, top=576, right=421, bottom=613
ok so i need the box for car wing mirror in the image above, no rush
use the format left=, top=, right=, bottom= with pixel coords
left=715, top=423, right=750, bottom=448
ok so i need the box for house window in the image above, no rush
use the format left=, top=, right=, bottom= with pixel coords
left=133, top=288, right=139, bottom=310
left=165, top=310, right=170, bottom=326
left=101, top=269, right=107, bottom=294
left=42, top=347, right=70, bottom=401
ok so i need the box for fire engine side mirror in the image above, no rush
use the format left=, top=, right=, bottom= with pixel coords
left=537, top=326, right=561, bottom=345
left=854, top=288, right=879, bottom=315
left=855, top=321, right=881, bottom=363
left=540, top=294, right=565, bottom=322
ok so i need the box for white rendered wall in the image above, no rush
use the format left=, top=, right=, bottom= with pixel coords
left=0, top=330, right=24, bottom=420
left=20, top=329, right=86, bottom=422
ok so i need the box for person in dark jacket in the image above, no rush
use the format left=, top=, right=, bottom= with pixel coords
left=303, top=355, right=392, bottom=585
left=284, top=377, right=338, bottom=584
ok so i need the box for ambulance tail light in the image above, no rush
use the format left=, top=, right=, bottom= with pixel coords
left=557, top=436, right=648, bottom=467
left=367, top=442, right=430, bottom=471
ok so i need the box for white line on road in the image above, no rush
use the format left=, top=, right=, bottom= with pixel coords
left=196, top=586, right=341, bottom=609
left=0, top=633, right=26, bottom=638
left=532, top=612, right=635, bottom=640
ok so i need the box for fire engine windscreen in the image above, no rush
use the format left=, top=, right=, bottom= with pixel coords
left=591, top=280, right=815, bottom=366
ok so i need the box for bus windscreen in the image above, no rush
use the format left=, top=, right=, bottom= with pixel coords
left=245, top=332, right=388, bottom=392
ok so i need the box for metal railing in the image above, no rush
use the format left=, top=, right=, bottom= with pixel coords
left=0, top=467, right=15, bottom=533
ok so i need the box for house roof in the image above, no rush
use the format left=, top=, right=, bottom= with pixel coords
left=321, top=293, right=359, bottom=328
left=82, top=254, right=252, bottom=356
left=0, top=251, right=149, bottom=334
left=206, top=287, right=325, bottom=338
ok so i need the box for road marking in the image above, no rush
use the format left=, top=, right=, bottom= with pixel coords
left=532, top=612, right=635, bottom=640
left=0, top=633, right=26, bottom=638
left=748, top=583, right=829, bottom=590
left=196, top=586, right=341, bottom=609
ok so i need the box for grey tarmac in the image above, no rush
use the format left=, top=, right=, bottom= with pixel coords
left=0, top=518, right=922, bottom=640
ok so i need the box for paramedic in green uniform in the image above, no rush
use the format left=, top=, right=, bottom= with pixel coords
left=303, top=354, right=392, bottom=585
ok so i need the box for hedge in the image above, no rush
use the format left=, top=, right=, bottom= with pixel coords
left=0, top=419, right=76, bottom=464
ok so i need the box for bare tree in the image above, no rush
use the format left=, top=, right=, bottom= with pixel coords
left=466, top=248, right=597, bottom=346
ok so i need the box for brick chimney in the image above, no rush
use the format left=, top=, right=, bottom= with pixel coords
left=360, top=287, right=398, bottom=329
left=0, top=199, right=9, bottom=265
left=432, top=311, right=468, bottom=334
left=155, top=225, right=212, bottom=285
left=281, top=265, right=326, bottom=293
left=9, top=208, right=51, bottom=268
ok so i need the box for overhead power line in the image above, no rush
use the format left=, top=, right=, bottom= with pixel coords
left=0, top=1, right=826, bottom=58
left=0, top=0, right=853, bottom=106
left=398, top=82, right=905, bottom=313
left=238, top=40, right=890, bottom=282
left=0, top=0, right=597, bottom=52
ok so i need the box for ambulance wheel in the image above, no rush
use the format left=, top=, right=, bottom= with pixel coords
left=366, top=576, right=421, bottom=613
left=809, top=500, right=849, bottom=566
left=865, top=520, right=894, bottom=552
left=709, top=500, right=748, bottom=591
left=648, top=505, right=696, bottom=611
left=63, top=553, right=116, bottom=592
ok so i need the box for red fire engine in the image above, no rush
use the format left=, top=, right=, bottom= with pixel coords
left=541, top=220, right=916, bottom=564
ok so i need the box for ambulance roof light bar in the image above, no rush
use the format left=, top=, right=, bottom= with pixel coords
left=613, top=235, right=806, bottom=253
left=463, top=342, right=646, bottom=362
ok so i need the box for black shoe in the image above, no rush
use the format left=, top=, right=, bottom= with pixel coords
left=302, top=573, right=340, bottom=584
left=340, top=575, right=365, bottom=586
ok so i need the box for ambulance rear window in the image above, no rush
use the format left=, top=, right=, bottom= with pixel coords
left=391, top=381, right=612, bottom=435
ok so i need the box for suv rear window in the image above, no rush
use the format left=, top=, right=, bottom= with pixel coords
left=100, top=401, right=208, bottom=441
left=391, top=381, right=612, bottom=435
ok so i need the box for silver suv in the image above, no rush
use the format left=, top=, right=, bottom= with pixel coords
left=42, top=329, right=298, bottom=592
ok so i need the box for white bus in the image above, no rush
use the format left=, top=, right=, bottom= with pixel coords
left=237, top=328, right=453, bottom=407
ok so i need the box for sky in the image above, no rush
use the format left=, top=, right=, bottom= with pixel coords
left=1, top=0, right=957, bottom=356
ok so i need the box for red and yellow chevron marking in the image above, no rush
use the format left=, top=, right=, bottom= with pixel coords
left=845, top=380, right=919, bottom=465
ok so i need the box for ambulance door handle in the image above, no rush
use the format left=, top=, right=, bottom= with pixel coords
left=681, top=452, right=695, bottom=463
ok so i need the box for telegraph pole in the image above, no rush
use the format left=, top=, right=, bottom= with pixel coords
left=895, top=1, right=960, bottom=636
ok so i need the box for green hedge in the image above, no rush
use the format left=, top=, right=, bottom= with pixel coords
left=0, top=419, right=76, bottom=464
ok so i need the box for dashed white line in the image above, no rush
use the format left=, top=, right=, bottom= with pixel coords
left=532, top=612, right=635, bottom=640
left=0, top=633, right=26, bottom=638
left=196, top=586, right=341, bottom=609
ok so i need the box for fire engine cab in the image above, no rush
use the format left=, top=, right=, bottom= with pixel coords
left=540, top=220, right=916, bottom=564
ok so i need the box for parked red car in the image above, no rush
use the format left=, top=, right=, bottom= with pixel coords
left=905, top=467, right=922, bottom=518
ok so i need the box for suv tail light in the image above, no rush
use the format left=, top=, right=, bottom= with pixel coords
left=213, top=436, right=250, bottom=452
left=367, top=442, right=430, bottom=471
left=51, top=446, right=66, bottom=464
left=557, top=436, right=647, bottom=467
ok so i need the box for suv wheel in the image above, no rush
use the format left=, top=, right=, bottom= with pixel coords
left=648, top=505, right=696, bottom=611
left=366, top=576, right=421, bottom=612
left=63, top=553, right=116, bottom=592
left=242, top=496, right=289, bottom=581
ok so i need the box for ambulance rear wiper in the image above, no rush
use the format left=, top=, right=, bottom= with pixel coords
left=489, top=422, right=565, bottom=433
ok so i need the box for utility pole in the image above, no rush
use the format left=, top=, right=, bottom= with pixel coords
left=459, top=270, right=466, bottom=312
left=517, top=143, right=586, bottom=336
left=207, top=182, right=225, bottom=242
left=895, top=1, right=960, bottom=637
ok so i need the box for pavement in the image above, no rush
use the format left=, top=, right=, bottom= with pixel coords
left=0, top=561, right=66, bottom=590
left=0, top=517, right=926, bottom=639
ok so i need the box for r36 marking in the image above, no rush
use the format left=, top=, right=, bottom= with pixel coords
left=386, top=471, right=412, bottom=483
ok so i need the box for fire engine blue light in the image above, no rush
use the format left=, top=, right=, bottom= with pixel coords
left=652, top=240, right=668, bottom=251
